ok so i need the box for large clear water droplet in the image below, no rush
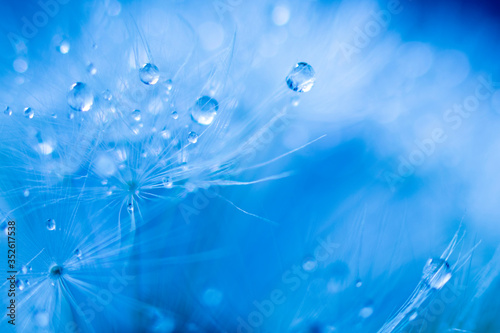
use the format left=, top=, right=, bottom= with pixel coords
left=49, top=264, right=63, bottom=279
left=24, top=107, right=34, bottom=119
left=286, top=62, right=316, bottom=93
left=139, top=63, right=160, bottom=85
left=46, top=219, right=56, bottom=231
left=422, top=258, right=452, bottom=289
left=187, top=131, right=198, bottom=144
left=191, top=96, right=219, bottom=125
left=67, top=82, right=93, bottom=112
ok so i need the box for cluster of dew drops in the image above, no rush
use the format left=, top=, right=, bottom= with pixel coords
left=3, top=43, right=316, bottom=292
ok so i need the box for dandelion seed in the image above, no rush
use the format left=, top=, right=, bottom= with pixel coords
left=286, top=62, right=316, bottom=93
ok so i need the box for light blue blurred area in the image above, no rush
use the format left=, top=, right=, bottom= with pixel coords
left=1, top=0, right=500, bottom=332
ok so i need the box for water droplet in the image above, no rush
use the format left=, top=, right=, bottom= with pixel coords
left=286, top=62, right=316, bottom=93
left=355, top=279, right=363, bottom=288
left=46, top=219, right=56, bottom=231
left=16, top=279, right=25, bottom=291
left=359, top=306, right=373, bottom=319
left=164, top=79, right=173, bottom=92
left=422, top=258, right=452, bottom=289
left=191, top=96, right=219, bottom=125
left=302, top=257, right=318, bottom=271
left=68, top=82, right=93, bottom=112
left=160, top=129, right=171, bottom=139
left=87, top=63, right=97, bottom=75
left=187, top=131, right=198, bottom=144
left=49, top=264, right=63, bottom=279
left=127, top=203, right=134, bottom=214
left=74, top=249, right=82, bottom=259
left=4, top=107, right=12, bottom=116
left=409, top=310, right=418, bottom=321
left=139, top=63, right=160, bottom=85
left=171, top=111, right=178, bottom=119
left=132, top=109, right=142, bottom=121
left=21, top=265, right=28, bottom=274
left=24, top=107, right=34, bottom=119
left=162, top=177, right=173, bottom=189
left=58, top=40, right=70, bottom=54
left=202, top=288, right=223, bottom=307
left=23, top=189, right=30, bottom=197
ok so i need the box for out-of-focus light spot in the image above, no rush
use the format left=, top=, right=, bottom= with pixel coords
left=272, top=5, right=290, bottom=26
left=491, top=90, right=500, bottom=114
left=94, top=154, right=117, bottom=177
left=359, top=306, right=374, bottom=318
left=396, top=42, right=433, bottom=78
left=13, top=59, right=28, bottom=73
left=202, top=288, right=223, bottom=307
left=107, top=0, right=122, bottom=16
left=38, top=143, right=54, bottom=155
left=198, top=22, right=224, bottom=51
left=434, top=50, right=470, bottom=87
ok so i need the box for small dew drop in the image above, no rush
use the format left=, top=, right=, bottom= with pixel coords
left=191, top=96, right=219, bottom=125
left=16, top=279, right=25, bottom=291
left=127, top=203, right=134, bottom=214
left=87, top=63, right=97, bottom=75
left=46, top=219, right=56, bottom=231
left=359, top=306, right=374, bottom=319
left=409, top=310, right=418, bottom=321
left=355, top=279, right=363, bottom=288
left=139, top=63, right=160, bottom=85
left=74, top=249, right=82, bottom=259
left=68, top=82, right=93, bottom=112
left=24, top=107, right=34, bottom=119
left=162, top=177, right=173, bottom=189
left=187, top=131, right=198, bottom=144
left=132, top=109, right=142, bottom=121
left=21, top=265, right=28, bottom=274
left=422, top=258, right=452, bottom=290
left=58, top=40, right=70, bottom=54
left=23, top=189, right=30, bottom=197
left=4, top=107, right=12, bottom=116
left=49, top=264, right=63, bottom=279
left=171, top=111, right=178, bottom=119
left=286, top=62, right=316, bottom=93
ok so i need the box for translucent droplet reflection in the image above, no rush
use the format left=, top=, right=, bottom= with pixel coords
left=191, top=96, right=219, bottom=125
left=67, top=82, right=93, bottom=112
left=139, top=63, right=160, bottom=85
left=286, top=62, right=316, bottom=93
